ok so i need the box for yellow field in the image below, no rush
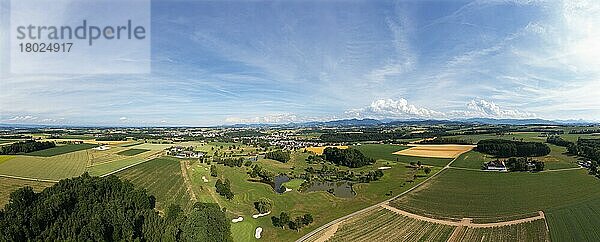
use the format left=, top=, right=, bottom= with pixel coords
left=305, top=146, right=349, bottom=155
left=393, top=145, right=474, bottom=158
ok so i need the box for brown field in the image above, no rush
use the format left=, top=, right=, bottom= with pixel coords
left=305, top=146, right=349, bottom=155
left=393, top=145, right=474, bottom=158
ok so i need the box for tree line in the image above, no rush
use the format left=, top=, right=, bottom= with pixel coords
left=215, top=179, right=234, bottom=200
left=476, top=139, right=550, bottom=158
left=505, top=157, right=544, bottom=172
left=0, top=140, right=55, bottom=155
left=0, top=173, right=232, bottom=241
left=265, top=150, right=291, bottom=163
left=568, top=139, right=600, bottom=162
left=271, top=212, right=313, bottom=231
left=95, top=135, right=127, bottom=141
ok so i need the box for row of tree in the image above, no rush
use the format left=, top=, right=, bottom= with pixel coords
left=271, top=212, right=313, bottom=231
left=322, top=147, right=374, bottom=168
left=214, top=157, right=245, bottom=167
left=0, top=140, right=55, bottom=154
left=265, top=150, right=291, bottom=163
left=567, top=139, right=600, bottom=162
left=546, top=135, right=573, bottom=147
left=319, top=132, right=406, bottom=142
left=0, top=173, right=232, bottom=241
left=95, top=135, right=127, bottom=141
left=476, top=139, right=550, bottom=157
left=418, top=137, right=473, bottom=145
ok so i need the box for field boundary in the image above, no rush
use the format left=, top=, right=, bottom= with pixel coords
left=0, top=174, right=59, bottom=183
left=99, top=153, right=163, bottom=177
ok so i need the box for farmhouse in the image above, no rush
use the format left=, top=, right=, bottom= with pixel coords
left=483, top=160, right=507, bottom=172
left=167, top=146, right=204, bottom=158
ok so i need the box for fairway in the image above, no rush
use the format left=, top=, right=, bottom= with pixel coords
left=393, top=144, right=474, bottom=158
left=116, top=157, right=194, bottom=211
left=27, top=143, right=97, bottom=157
left=117, top=148, right=150, bottom=156
left=391, top=168, right=600, bottom=223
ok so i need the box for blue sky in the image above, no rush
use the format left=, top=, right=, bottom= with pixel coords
left=1, top=0, right=599, bottom=126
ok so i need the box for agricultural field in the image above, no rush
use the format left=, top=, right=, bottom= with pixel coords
left=0, top=150, right=89, bottom=180
left=325, top=207, right=454, bottom=242
left=115, top=157, right=195, bottom=211
left=449, top=219, right=549, bottom=242
left=390, top=168, right=600, bottom=223
left=117, top=148, right=150, bottom=156
left=0, top=177, right=54, bottom=207
left=546, top=199, right=600, bottom=241
left=393, top=144, right=474, bottom=158
left=26, top=143, right=97, bottom=157
left=451, top=151, right=494, bottom=169
left=353, top=144, right=408, bottom=161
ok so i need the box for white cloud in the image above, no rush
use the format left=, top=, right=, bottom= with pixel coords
left=8, top=116, right=38, bottom=122
left=119, top=117, right=128, bottom=121
left=346, top=98, right=445, bottom=119
left=460, top=99, right=536, bottom=118
left=225, top=113, right=301, bottom=124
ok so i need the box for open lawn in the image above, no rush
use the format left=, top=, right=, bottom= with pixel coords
left=394, top=155, right=453, bottom=167
left=391, top=168, right=600, bottom=223
left=186, top=150, right=441, bottom=242
left=117, top=148, right=150, bottom=156
left=0, top=150, right=89, bottom=180
left=449, top=219, right=549, bottom=242
left=116, top=157, right=194, bottom=211
left=393, top=144, right=474, bottom=158
left=0, top=177, right=54, bottom=207
left=27, top=143, right=97, bottom=157
left=326, top=207, right=454, bottom=242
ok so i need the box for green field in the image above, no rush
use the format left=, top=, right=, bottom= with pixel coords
left=0, top=177, right=54, bottom=207
left=0, top=155, right=15, bottom=165
left=353, top=144, right=408, bottom=161
left=391, top=168, right=600, bottom=223
left=282, top=179, right=304, bottom=190
left=450, top=219, right=549, bottom=241
left=27, top=143, right=97, bottom=157
left=451, top=151, right=493, bottom=169
left=115, top=157, right=194, bottom=211
left=394, top=155, right=454, bottom=167
left=546, top=199, right=600, bottom=241
left=0, top=150, right=89, bottom=180
left=326, top=207, right=454, bottom=242
left=117, top=148, right=150, bottom=156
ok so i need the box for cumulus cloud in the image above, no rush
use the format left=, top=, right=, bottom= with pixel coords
left=460, top=99, right=536, bottom=118
left=346, top=98, right=445, bottom=119
left=3, top=115, right=65, bottom=124
left=346, top=98, right=535, bottom=120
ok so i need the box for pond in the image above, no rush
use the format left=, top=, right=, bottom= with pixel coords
left=305, top=181, right=356, bottom=198
left=273, top=175, right=291, bottom=194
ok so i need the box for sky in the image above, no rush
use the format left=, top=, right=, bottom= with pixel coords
left=1, top=0, right=599, bottom=126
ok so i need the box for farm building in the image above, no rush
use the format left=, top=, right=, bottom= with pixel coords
left=483, top=160, right=507, bottom=172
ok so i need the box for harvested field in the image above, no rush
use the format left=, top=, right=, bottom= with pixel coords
left=0, top=177, right=54, bottom=207
left=393, top=144, right=474, bottom=158
left=0, top=151, right=89, bottom=180
left=326, top=207, right=454, bottom=242
left=27, top=143, right=97, bottom=157
left=305, top=146, right=348, bottom=155
left=117, top=148, right=150, bottom=156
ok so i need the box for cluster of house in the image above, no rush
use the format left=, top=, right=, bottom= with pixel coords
left=483, top=160, right=507, bottom=172
left=167, top=146, right=205, bottom=158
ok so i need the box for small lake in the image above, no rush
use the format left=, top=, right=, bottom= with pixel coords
left=305, top=181, right=356, bottom=198
left=273, top=175, right=290, bottom=194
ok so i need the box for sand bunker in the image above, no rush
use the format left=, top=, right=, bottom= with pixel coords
left=255, top=227, right=263, bottom=239
left=378, top=166, right=392, bottom=170
left=393, top=144, right=474, bottom=158
left=231, top=216, right=243, bottom=223
left=253, top=211, right=271, bottom=219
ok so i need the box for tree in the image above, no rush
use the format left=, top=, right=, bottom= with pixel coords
left=265, top=150, right=291, bottom=163
left=301, top=213, right=313, bottom=225
left=322, top=148, right=374, bottom=168
left=423, top=167, right=431, bottom=174
left=210, top=165, right=217, bottom=177
left=253, top=198, right=272, bottom=214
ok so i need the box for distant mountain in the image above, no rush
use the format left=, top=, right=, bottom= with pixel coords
left=460, top=118, right=562, bottom=125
